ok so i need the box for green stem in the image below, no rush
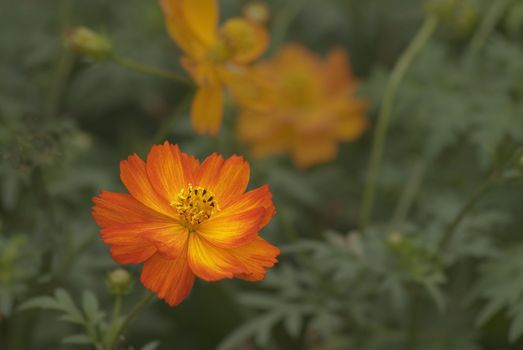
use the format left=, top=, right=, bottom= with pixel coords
left=270, top=0, right=306, bottom=52
left=389, top=157, right=429, bottom=231
left=359, top=16, right=438, bottom=231
left=108, top=291, right=154, bottom=350
left=111, top=54, right=193, bottom=86
left=438, top=173, right=498, bottom=252
left=151, top=91, right=194, bottom=144
left=104, top=294, right=122, bottom=349
left=467, top=0, right=513, bottom=55
left=45, top=0, right=74, bottom=120
left=406, top=290, right=418, bottom=350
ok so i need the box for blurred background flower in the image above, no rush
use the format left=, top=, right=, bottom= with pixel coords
left=236, top=44, right=368, bottom=168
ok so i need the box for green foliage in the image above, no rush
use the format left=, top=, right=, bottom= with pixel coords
left=1, top=0, right=523, bottom=349
left=19, top=289, right=108, bottom=349
left=475, top=245, right=523, bottom=343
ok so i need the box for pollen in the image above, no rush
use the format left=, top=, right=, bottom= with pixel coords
left=173, top=185, right=219, bottom=228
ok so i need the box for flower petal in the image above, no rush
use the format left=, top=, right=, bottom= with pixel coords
left=141, top=249, right=195, bottom=307
left=191, top=85, right=224, bottom=135
left=160, top=0, right=217, bottom=58
left=196, top=154, right=250, bottom=207
left=92, top=191, right=171, bottom=228
left=100, top=222, right=174, bottom=264
left=221, top=185, right=275, bottom=227
left=232, top=237, right=280, bottom=281
left=187, top=233, right=246, bottom=281
left=120, top=154, right=177, bottom=218
left=141, top=223, right=189, bottom=259
left=146, top=142, right=191, bottom=204
left=182, top=152, right=200, bottom=174
left=291, top=137, right=337, bottom=169
left=197, top=208, right=265, bottom=248
left=179, top=0, right=218, bottom=46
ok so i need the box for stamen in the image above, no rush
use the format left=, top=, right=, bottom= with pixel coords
left=173, top=185, right=219, bottom=228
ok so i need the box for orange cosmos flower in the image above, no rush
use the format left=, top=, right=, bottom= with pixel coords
left=235, top=44, right=368, bottom=168
left=92, top=142, right=278, bottom=306
left=160, top=0, right=269, bottom=135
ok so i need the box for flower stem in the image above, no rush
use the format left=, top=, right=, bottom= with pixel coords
left=467, top=0, right=513, bottom=55
left=152, top=91, right=194, bottom=144
left=389, top=157, right=430, bottom=231
left=111, top=53, right=193, bottom=86
left=108, top=291, right=154, bottom=350
left=359, top=16, right=438, bottom=231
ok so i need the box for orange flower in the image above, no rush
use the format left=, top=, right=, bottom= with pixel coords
left=161, top=0, right=269, bottom=135
left=236, top=44, right=368, bottom=168
left=92, top=142, right=278, bottom=306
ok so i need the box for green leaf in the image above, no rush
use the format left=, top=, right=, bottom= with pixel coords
left=62, top=334, right=93, bottom=345
left=217, top=311, right=284, bottom=350
left=284, top=309, right=302, bottom=338
left=509, top=304, right=523, bottom=343
left=82, top=290, right=105, bottom=325
left=18, top=296, right=60, bottom=311
left=140, top=341, right=161, bottom=350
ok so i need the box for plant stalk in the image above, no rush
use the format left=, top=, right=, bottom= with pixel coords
left=108, top=291, right=153, bottom=350
left=360, top=16, right=438, bottom=231
left=111, top=54, right=193, bottom=86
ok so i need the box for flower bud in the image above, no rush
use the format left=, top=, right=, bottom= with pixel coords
left=106, top=268, right=133, bottom=295
left=425, top=0, right=478, bottom=34
left=65, top=27, right=112, bottom=61
left=424, top=0, right=457, bottom=20
left=242, top=1, right=270, bottom=24
left=387, top=232, right=403, bottom=247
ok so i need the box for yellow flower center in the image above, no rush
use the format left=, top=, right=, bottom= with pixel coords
left=208, top=40, right=230, bottom=62
left=218, top=18, right=266, bottom=62
left=173, top=185, right=219, bottom=228
left=282, top=71, right=316, bottom=107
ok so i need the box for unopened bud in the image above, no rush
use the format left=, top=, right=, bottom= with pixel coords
left=425, top=0, right=478, bottom=35
left=106, top=268, right=133, bottom=295
left=425, top=0, right=456, bottom=20
left=243, top=1, right=270, bottom=24
left=387, top=232, right=403, bottom=247
left=65, top=27, right=112, bottom=61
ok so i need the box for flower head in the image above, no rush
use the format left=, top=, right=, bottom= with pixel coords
left=235, top=44, right=368, bottom=168
left=161, top=0, right=269, bottom=135
left=92, top=142, right=278, bottom=306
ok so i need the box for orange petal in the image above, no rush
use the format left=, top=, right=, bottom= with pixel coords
left=100, top=222, right=175, bottom=264
left=197, top=207, right=265, bottom=248
left=141, top=248, right=195, bottom=307
left=92, top=191, right=171, bottom=228
left=160, top=0, right=218, bottom=58
left=141, top=223, right=189, bottom=259
left=146, top=142, right=192, bottom=204
left=324, top=48, right=354, bottom=93
left=120, top=154, right=177, bottom=218
left=179, top=0, right=218, bottom=46
left=196, top=154, right=250, bottom=207
left=191, top=85, right=224, bottom=135
left=187, top=233, right=246, bottom=281
left=336, top=101, right=368, bottom=141
left=291, top=137, right=337, bottom=169
left=221, top=185, right=275, bottom=227
left=182, top=152, right=200, bottom=174
left=232, top=237, right=280, bottom=281
left=193, top=152, right=224, bottom=192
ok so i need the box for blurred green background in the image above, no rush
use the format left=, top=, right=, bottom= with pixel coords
left=2, top=0, right=523, bottom=349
